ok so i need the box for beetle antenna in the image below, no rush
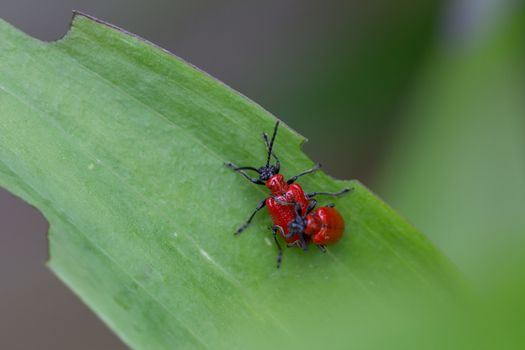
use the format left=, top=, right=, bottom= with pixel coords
left=266, top=121, right=280, bottom=166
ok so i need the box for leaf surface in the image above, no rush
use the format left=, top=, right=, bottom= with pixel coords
left=0, top=13, right=457, bottom=349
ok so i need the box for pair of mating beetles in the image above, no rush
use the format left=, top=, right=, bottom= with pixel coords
left=226, top=121, right=351, bottom=268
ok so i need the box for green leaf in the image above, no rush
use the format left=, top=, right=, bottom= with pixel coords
left=0, top=13, right=458, bottom=349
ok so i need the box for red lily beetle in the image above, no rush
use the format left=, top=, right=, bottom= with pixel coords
left=226, top=121, right=351, bottom=267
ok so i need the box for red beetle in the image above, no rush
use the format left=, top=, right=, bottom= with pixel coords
left=308, top=207, right=345, bottom=245
left=265, top=174, right=309, bottom=245
left=226, top=121, right=351, bottom=267
left=283, top=201, right=346, bottom=246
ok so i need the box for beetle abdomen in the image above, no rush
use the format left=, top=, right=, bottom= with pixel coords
left=311, top=207, right=345, bottom=245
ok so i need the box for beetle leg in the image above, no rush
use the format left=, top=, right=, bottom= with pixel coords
left=318, top=244, right=327, bottom=253
left=293, top=202, right=302, bottom=217
left=272, top=226, right=284, bottom=268
left=326, top=203, right=335, bottom=208
left=299, top=235, right=308, bottom=251
left=235, top=198, right=267, bottom=235
left=285, top=237, right=308, bottom=251
left=307, top=187, right=354, bottom=199
left=271, top=196, right=295, bottom=206
left=283, top=230, right=295, bottom=239
left=287, top=163, right=321, bottom=184
left=305, top=199, right=317, bottom=215
left=225, top=162, right=264, bottom=185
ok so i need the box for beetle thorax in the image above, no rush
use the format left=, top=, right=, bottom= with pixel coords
left=265, top=174, right=288, bottom=195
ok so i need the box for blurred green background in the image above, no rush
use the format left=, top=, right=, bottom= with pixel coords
left=0, top=0, right=524, bottom=349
